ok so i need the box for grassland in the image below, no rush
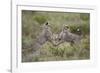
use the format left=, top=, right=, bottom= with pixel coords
left=22, top=10, right=90, bottom=62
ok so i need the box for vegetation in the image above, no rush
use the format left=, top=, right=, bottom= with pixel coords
left=22, top=10, right=90, bottom=62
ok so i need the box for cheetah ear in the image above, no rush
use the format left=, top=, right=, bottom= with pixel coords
left=65, top=25, right=69, bottom=29
left=63, top=25, right=69, bottom=30
left=45, top=22, right=48, bottom=25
